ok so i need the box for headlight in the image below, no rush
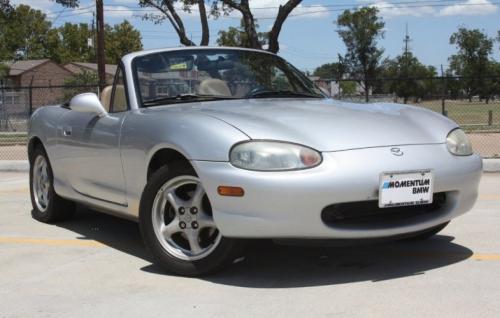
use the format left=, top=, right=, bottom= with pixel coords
left=446, top=128, right=473, bottom=156
left=230, top=141, right=322, bottom=171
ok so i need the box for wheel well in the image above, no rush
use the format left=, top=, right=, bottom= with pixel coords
left=28, top=137, right=43, bottom=162
left=147, top=148, right=191, bottom=181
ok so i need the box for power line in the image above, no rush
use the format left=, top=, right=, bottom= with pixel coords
left=46, top=4, right=95, bottom=16
left=45, top=0, right=500, bottom=20
left=110, top=0, right=489, bottom=11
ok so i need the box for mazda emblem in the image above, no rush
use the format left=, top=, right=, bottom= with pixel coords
left=390, top=147, right=404, bottom=156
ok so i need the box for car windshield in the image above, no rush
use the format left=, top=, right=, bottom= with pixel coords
left=133, top=49, right=324, bottom=107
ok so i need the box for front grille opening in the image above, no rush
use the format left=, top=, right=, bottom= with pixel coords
left=321, top=192, right=448, bottom=228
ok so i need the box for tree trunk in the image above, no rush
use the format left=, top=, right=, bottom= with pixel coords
left=364, top=80, right=369, bottom=102
left=268, top=0, right=302, bottom=53
left=239, top=0, right=261, bottom=49
left=220, top=1, right=260, bottom=49
left=197, top=0, right=209, bottom=46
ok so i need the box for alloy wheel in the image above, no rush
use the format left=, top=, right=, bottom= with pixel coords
left=151, top=175, right=221, bottom=261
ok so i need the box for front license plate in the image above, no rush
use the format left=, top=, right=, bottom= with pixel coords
left=379, top=170, right=434, bottom=208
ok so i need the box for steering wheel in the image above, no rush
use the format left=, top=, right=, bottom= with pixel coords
left=245, top=86, right=269, bottom=98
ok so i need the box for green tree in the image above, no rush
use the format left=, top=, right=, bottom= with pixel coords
left=481, top=61, right=500, bottom=103
left=336, top=7, right=385, bottom=102
left=63, top=70, right=98, bottom=100
left=382, top=53, right=437, bottom=103
left=140, top=0, right=302, bottom=53
left=0, top=64, right=9, bottom=80
left=47, top=23, right=95, bottom=64
left=339, top=80, right=357, bottom=95
left=46, top=20, right=142, bottom=64
left=0, top=0, right=11, bottom=12
left=0, top=0, right=12, bottom=59
left=313, top=61, right=345, bottom=79
left=448, top=28, right=493, bottom=102
left=105, top=20, right=143, bottom=64
left=51, top=0, right=79, bottom=7
left=217, top=20, right=267, bottom=48
left=0, top=4, right=52, bottom=60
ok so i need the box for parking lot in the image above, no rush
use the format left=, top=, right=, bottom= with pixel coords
left=1, top=171, right=500, bottom=318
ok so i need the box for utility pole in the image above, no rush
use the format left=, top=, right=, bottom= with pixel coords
left=401, top=23, right=412, bottom=104
left=403, top=23, right=411, bottom=58
left=91, top=11, right=96, bottom=62
left=402, top=23, right=412, bottom=76
left=96, top=0, right=106, bottom=91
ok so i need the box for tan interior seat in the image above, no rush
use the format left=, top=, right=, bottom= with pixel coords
left=113, top=85, right=127, bottom=112
left=198, top=79, right=231, bottom=97
left=100, top=85, right=127, bottom=112
left=100, top=85, right=113, bottom=112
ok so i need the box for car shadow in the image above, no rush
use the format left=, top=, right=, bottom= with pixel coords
left=57, top=206, right=474, bottom=288
left=55, top=206, right=152, bottom=262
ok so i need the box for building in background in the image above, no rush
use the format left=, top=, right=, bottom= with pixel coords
left=0, top=59, right=74, bottom=111
left=64, top=62, right=117, bottom=84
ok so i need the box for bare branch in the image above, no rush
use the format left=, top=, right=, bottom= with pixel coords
left=141, top=0, right=195, bottom=46
left=268, top=0, right=302, bottom=53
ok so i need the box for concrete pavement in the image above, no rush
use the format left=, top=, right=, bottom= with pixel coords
left=1, top=172, right=500, bottom=318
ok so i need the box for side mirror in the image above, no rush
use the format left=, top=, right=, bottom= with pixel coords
left=69, top=93, right=107, bottom=117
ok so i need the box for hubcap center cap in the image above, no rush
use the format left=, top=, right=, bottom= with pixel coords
left=178, top=206, right=199, bottom=229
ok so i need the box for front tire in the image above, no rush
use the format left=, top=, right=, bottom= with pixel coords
left=139, top=164, right=241, bottom=276
left=29, top=146, right=75, bottom=223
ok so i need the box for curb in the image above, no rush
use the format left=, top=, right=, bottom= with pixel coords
left=0, top=160, right=29, bottom=172
left=483, top=159, right=500, bottom=172
left=1, top=159, right=500, bottom=172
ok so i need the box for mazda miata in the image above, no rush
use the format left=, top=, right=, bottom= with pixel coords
left=28, top=47, right=482, bottom=275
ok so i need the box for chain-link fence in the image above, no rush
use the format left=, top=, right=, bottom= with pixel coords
left=329, top=76, right=500, bottom=158
left=0, top=84, right=98, bottom=160
left=1, top=77, right=499, bottom=160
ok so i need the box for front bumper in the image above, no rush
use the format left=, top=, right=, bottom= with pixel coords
left=193, top=144, right=482, bottom=239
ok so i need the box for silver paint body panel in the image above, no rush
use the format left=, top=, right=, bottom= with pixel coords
left=28, top=47, right=482, bottom=239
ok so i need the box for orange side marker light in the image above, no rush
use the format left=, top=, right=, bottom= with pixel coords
left=217, top=186, right=245, bottom=197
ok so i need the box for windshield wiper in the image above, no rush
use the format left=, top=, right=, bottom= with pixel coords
left=248, top=90, right=323, bottom=99
left=143, top=94, right=235, bottom=107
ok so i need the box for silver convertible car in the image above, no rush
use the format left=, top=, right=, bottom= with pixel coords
left=28, top=47, right=482, bottom=275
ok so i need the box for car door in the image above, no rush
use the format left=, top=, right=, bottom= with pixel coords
left=58, top=66, right=129, bottom=206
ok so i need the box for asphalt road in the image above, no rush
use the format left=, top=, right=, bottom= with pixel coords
left=1, top=172, right=500, bottom=318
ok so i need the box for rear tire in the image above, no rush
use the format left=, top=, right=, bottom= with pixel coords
left=404, top=222, right=449, bottom=241
left=29, top=146, right=75, bottom=223
left=139, top=164, right=242, bottom=276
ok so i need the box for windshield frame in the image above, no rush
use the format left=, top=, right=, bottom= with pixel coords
left=131, top=48, right=325, bottom=108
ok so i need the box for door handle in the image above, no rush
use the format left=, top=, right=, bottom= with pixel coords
left=62, top=127, right=72, bottom=136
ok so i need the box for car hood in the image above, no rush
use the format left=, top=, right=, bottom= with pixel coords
left=189, top=98, right=457, bottom=152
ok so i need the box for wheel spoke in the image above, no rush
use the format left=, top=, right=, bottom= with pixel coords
left=186, top=230, right=202, bottom=254
left=165, top=191, right=183, bottom=212
left=41, top=162, right=48, bottom=179
left=189, top=184, right=205, bottom=207
left=162, top=219, right=181, bottom=238
left=197, top=212, right=215, bottom=229
left=43, top=186, right=49, bottom=203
